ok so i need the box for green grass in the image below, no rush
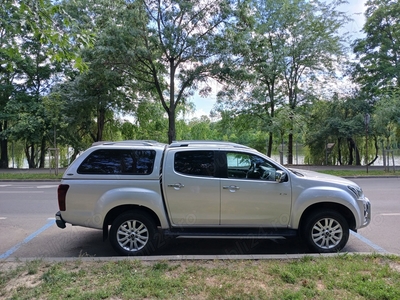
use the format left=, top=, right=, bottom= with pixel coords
left=1, top=254, right=399, bottom=299
left=320, top=169, right=397, bottom=177
left=0, top=173, right=63, bottom=180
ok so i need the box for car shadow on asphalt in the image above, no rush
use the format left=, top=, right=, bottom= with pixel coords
left=38, top=226, right=375, bottom=258
left=66, top=230, right=312, bottom=257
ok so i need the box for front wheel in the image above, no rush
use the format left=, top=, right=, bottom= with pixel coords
left=110, top=212, right=156, bottom=256
left=302, top=210, right=349, bottom=253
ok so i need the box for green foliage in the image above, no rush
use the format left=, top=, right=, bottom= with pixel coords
left=0, top=0, right=93, bottom=168
left=304, top=93, right=370, bottom=165
left=353, top=0, right=400, bottom=97
left=215, top=0, right=348, bottom=160
left=0, top=0, right=399, bottom=167
left=372, top=88, right=400, bottom=147
left=95, top=0, right=234, bottom=143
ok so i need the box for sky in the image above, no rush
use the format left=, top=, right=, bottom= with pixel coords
left=186, top=0, right=368, bottom=119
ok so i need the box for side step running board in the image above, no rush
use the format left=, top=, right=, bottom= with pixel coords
left=163, top=228, right=297, bottom=239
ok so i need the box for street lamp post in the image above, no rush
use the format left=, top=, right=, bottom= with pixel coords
left=364, top=113, right=370, bottom=173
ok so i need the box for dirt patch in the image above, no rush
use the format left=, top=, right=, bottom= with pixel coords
left=5, top=272, right=42, bottom=292
left=0, top=261, right=21, bottom=273
left=389, top=262, right=400, bottom=272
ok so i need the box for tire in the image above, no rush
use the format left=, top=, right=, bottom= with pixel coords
left=110, top=212, right=156, bottom=256
left=302, top=210, right=349, bottom=253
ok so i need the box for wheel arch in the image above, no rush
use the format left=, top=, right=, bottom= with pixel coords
left=102, top=205, right=161, bottom=241
left=298, top=202, right=356, bottom=234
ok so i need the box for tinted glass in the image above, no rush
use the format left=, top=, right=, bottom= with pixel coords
left=174, top=151, right=215, bottom=177
left=77, top=149, right=156, bottom=175
left=227, top=152, right=276, bottom=181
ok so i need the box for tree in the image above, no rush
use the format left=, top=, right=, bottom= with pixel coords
left=277, top=0, right=348, bottom=164
left=0, top=0, right=24, bottom=168
left=3, top=0, right=72, bottom=168
left=6, top=22, right=64, bottom=168
left=353, top=0, right=400, bottom=97
left=213, top=0, right=289, bottom=157
left=100, top=0, right=232, bottom=143
left=214, top=0, right=348, bottom=162
left=372, top=88, right=400, bottom=150
left=305, top=94, right=369, bottom=165
left=0, top=0, right=92, bottom=168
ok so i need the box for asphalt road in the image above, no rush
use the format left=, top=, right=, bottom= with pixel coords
left=0, top=178, right=399, bottom=260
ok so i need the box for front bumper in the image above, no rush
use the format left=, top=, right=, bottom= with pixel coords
left=55, top=211, right=66, bottom=229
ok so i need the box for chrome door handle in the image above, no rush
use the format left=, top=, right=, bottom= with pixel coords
left=168, top=183, right=185, bottom=189
left=223, top=185, right=240, bottom=191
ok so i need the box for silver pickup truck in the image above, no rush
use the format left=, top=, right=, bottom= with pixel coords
left=56, top=140, right=371, bottom=255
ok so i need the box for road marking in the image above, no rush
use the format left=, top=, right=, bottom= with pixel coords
left=0, top=218, right=55, bottom=260
left=0, top=191, right=44, bottom=194
left=350, top=231, right=388, bottom=253
left=0, top=217, right=6, bottom=220
left=380, top=213, right=400, bottom=216
left=37, top=185, right=58, bottom=189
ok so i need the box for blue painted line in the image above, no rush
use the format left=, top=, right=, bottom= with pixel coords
left=0, top=218, right=55, bottom=259
left=350, top=231, right=388, bottom=253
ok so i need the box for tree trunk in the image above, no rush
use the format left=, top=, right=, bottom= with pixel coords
left=267, top=132, right=273, bottom=157
left=367, top=135, right=379, bottom=166
left=348, top=138, right=354, bottom=165
left=288, top=132, right=293, bottom=165
left=355, top=143, right=361, bottom=165
left=70, top=148, right=80, bottom=164
left=25, top=143, right=35, bottom=168
left=266, top=80, right=276, bottom=158
left=168, top=59, right=176, bottom=144
left=168, top=108, right=176, bottom=144
left=97, top=106, right=105, bottom=142
left=0, top=121, right=8, bottom=169
left=39, top=137, right=46, bottom=168
left=337, top=137, right=342, bottom=165
left=347, top=137, right=361, bottom=165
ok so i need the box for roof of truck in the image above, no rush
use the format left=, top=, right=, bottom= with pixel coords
left=169, top=140, right=250, bottom=149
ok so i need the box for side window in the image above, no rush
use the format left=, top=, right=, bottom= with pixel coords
left=227, top=152, right=277, bottom=181
left=77, top=149, right=156, bottom=175
left=174, top=151, right=215, bottom=177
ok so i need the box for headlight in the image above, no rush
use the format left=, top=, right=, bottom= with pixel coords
left=348, top=185, right=364, bottom=199
left=363, top=200, right=371, bottom=224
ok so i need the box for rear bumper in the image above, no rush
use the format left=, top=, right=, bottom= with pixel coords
left=55, top=211, right=66, bottom=229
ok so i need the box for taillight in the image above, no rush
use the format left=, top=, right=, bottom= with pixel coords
left=58, top=184, right=69, bottom=211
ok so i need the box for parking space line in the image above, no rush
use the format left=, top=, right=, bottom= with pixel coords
left=36, top=185, right=59, bottom=189
left=380, top=213, right=400, bottom=216
left=0, top=218, right=55, bottom=259
left=350, top=231, right=388, bottom=253
left=0, top=191, right=44, bottom=194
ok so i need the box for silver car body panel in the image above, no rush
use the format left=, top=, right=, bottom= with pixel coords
left=60, top=143, right=170, bottom=229
left=59, top=142, right=370, bottom=234
left=287, top=168, right=370, bottom=229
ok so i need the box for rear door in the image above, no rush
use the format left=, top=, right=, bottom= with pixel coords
left=163, top=149, right=220, bottom=226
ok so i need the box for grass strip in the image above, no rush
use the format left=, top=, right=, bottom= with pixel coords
left=0, top=173, right=63, bottom=180
left=1, top=254, right=399, bottom=299
left=320, top=170, right=397, bottom=177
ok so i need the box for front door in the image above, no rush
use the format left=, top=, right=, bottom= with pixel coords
left=220, top=152, right=292, bottom=227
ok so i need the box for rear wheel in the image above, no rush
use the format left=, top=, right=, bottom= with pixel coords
left=302, top=210, right=349, bottom=253
left=110, top=212, right=156, bottom=256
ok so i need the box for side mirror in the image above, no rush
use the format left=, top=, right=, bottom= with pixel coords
left=275, top=170, right=287, bottom=183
